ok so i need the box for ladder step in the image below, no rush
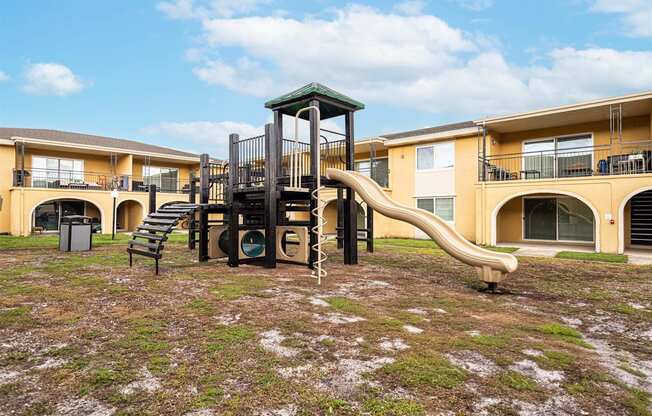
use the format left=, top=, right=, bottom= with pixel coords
left=150, top=212, right=185, bottom=219
left=129, top=239, right=163, bottom=251
left=137, top=224, right=172, bottom=233
left=127, top=247, right=162, bottom=259
left=143, top=218, right=178, bottom=225
left=132, top=232, right=167, bottom=241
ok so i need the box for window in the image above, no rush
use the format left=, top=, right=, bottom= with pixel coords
left=417, top=197, right=454, bottom=222
left=416, top=142, right=454, bottom=171
left=435, top=197, right=454, bottom=222
left=32, top=156, right=84, bottom=187
left=355, top=158, right=389, bottom=187
left=417, top=147, right=434, bottom=170
left=143, top=166, right=179, bottom=192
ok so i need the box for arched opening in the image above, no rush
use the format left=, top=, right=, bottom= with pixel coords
left=323, top=200, right=338, bottom=235
left=619, top=188, right=652, bottom=253
left=321, top=199, right=366, bottom=236
left=32, top=198, right=102, bottom=234
left=494, top=192, right=597, bottom=250
left=116, top=200, right=144, bottom=232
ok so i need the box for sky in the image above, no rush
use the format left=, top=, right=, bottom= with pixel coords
left=0, top=0, right=650, bottom=157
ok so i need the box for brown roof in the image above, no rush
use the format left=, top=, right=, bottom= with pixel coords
left=0, top=127, right=199, bottom=158
left=381, top=121, right=477, bottom=140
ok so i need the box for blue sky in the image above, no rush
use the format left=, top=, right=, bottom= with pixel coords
left=0, top=0, right=650, bottom=157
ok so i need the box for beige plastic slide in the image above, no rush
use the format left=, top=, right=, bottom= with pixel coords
left=326, top=168, right=518, bottom=284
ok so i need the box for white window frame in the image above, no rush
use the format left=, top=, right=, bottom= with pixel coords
left=32, top=155, right=85, bottom=183
left=521, top=196, right=595, bottom=244
left=415, top=141, right=455, bottom=173
left=142, top=166, right=179, bottom=191
left=521, top=133, right=594, bottom=179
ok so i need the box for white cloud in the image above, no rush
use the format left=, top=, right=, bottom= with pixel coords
left=452, top=0, right=494, bottom=11
left=157, top=0, right=196, bottom=19
left=22, top=63, right=85, bottom=96
left=141, top=120, right=262, bottom=157
left=0, top=71, right=8, bottom=81
left=393, top=0, right=427, bottom=16
left=591, top=0, right=652, bottom=37
left=171, top=4, right=652, bottom=119
left=157, top=0, right=270, bottom=19
left=141, top=116, right=343, bottom=158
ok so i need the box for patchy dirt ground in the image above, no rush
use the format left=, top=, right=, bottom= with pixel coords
left=0, top=238, right=650, bottom=415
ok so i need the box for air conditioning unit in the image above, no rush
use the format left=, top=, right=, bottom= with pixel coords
left=239, top=229, right=266, bottom=259
left=276, top=226, right=309, bottom=265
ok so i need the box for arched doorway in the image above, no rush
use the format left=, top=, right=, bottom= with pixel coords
left=116, top=200, right=144, bottom=232
left=32, top=198, right=103, bottom=234
left=321, top=199, right=366, bottom=236
left=619, top=188, right=652, bottom=253
left=494, top=192, right=597, bottom=250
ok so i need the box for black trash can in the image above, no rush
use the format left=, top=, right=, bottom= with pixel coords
left=59, top=215, right=93, bottom=252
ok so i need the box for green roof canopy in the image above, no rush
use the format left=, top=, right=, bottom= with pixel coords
left=265, top=82, right=365, bottom=120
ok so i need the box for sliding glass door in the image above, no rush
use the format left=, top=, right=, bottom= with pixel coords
left=522, top=134, right=593, bottom=179
left=523, top=197, right=594, bottom=242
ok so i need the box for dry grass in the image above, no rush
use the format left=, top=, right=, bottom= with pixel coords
left=0, top=238, right=650, bottom=415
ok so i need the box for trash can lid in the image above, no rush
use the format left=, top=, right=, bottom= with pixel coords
left=61, top=215, right=92, bottom=224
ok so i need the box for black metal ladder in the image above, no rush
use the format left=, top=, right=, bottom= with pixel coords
left=127, top=203, right=197, bottom=274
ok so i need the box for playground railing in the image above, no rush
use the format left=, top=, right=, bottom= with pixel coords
left=280, top=139, right=310, bottom=178
left=234, top=134, right=266, bottom=188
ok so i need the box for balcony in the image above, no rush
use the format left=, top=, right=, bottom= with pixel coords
left=12, top=168, right=192, bottom=194
left=479, top=139, right=652, bottom=182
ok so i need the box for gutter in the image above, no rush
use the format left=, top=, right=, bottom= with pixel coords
left=383, top=127, right=481, bottom=147
left=10, top=136, right=201, bottom=163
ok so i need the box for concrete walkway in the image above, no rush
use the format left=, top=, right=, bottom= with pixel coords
left=497, top=242, right=593, bottom=258
left=625, top=249, right=652, bottom=265
left=497, top=243, right=652, bottom=265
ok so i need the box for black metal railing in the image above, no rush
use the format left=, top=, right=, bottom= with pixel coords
left=13, top=168, right=192, bottom=194
left=208, top=162, right=228, bottom=202
left=280, top=138, right=310, bottom=178
left=234, top=134, right=266, bottom=187
left=320, top=139, right=346, bottom=173
left=479, top=139, right=652, bottom=182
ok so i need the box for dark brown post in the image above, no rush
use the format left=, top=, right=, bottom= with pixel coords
left=199, top=154, right=210, bottom=204
left=336, top=187, right=344, bottom=249
left=228, top=133, right=240, bottom=267
left=148, top=184, right=157, bottom=214
left=264, top=123, right=277, bottom=268
left=188, top=171, right=196, bottom=250
left=343, top=111, right=358, bottom=264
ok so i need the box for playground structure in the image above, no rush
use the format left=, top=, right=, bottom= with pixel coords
left=127, top=83, right=518, bottom=289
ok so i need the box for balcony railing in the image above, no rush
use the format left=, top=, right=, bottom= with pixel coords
left=479, top=139, right=652, bottom=182
left=13, top=168, right=192, bottom=194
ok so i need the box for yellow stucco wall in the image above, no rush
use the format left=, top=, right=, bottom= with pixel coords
left=476, top=173, right=652, bottom=253
left=0, top=144, right=16, bottom=234
left=8, top=187, right=190, bottom=236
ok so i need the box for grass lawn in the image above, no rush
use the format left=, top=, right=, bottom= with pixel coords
left=0, top=238, right=650, bottom=415
left=555, top=251, right=629, bottom=264
left=0, top=232, right=189, bottom=250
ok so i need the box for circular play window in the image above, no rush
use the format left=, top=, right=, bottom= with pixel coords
left=241, top=230, right=265, bottom=257
left=218, top=229, right=230, bottom=255
left=280, top=230, right=300, bottom=257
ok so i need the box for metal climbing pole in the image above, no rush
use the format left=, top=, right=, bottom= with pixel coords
left=293, top=105, right=327, bottom=284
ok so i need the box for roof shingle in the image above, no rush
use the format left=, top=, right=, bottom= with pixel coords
left=381, top=121, right=477, bottom=140
left=0, top=128, right=199, bottom=158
